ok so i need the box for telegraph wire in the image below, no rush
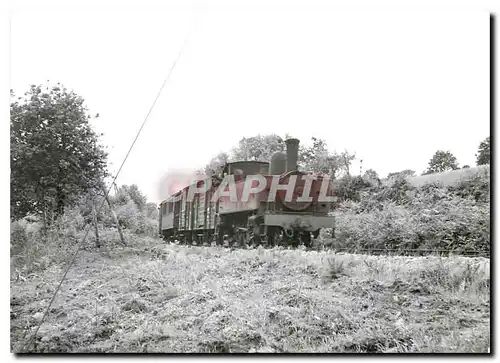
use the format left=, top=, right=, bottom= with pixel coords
left=22, top=27, right=193, bottom=352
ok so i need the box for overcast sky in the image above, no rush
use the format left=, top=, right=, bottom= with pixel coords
left=10, top=4, right=490, bottom=204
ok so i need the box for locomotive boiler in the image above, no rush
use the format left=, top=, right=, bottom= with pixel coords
left=159, top=138, right=336, bottom=247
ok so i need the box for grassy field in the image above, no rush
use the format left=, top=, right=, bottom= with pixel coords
left=11, top=237, right=490, bottom=353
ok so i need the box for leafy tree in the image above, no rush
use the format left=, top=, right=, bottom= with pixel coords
left=362, top=169, right=381, bottom=186
left=10, top=84, right=108, bottom=222
left=339, top=149, right=356, bottom=177
left=231, top=134, right=285, bottom=162
left=144, top=202, right=159, bottom=219
left=202, top=134, right=284, bottom=175
left=112, top=184, right=147, bottom=210
left=299, top=137, right=355, bottom=179
left=202, top=134, right=357, bottom=180
left=476, top=137, right=490, bottom=166
left=204, top=152, right=230, bottom=176
left=125, top=185, right=147, bottom=211
left=299, top=137, right=336, bottom=174
left=424, top=150, right=459, bottom=174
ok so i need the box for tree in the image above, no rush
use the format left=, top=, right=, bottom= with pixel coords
left=203, top=152, right=230, bottom=176
left=299, top=137, right=355, bottom=179
left=231, top=134, right=285, bottom=162
left=112, top=184, right=146, bottom=210
left=362, top=169, right=381, bottom=185
left=10, top=84, right=108, bottom=222
left=202, top=134, right=357, bottom=181
left=125, top=184, right=147, bottom=211
left=340, top=149, right=356, bottom=177
left=424, top=150, right=459, bottom=174
left=299, top=137, right=335, bottom=174
left=202, top=134, right=285, bottom=176
left=476, top=137, right=490, bottom=166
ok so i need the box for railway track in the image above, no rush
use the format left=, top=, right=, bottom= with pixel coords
left=161, top=237, right=490, bottom=258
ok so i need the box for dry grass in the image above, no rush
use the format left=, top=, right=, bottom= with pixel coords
left=11, top=237, right=490, bottom=353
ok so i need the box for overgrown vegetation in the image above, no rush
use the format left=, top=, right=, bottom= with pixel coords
left=11, top=184, right=158, bottom=277
left=326, top=167, right=490, bottom=255
left=11, top=241, right=490, bottom=353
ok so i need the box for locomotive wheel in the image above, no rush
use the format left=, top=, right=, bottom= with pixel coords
left=266, top=227, right=280, bottom=247
left=282, top=229, right=299, bottom=248
left=232, top=231, right=245, bottom=248
left=300, top=232, right=312, bottom=248
left=312, top=229, right=320, bottom=239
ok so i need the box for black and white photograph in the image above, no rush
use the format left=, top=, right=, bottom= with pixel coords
left=8, top=0, right=492, bottom=355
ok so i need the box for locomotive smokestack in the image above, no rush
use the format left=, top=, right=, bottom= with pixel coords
left=285, top=138, right=300, bottom=172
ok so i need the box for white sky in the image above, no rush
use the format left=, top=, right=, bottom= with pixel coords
left=9, top=3, right=490, bottom=204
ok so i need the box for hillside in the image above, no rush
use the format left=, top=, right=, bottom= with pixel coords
left=11, top=238, right=490, bottom=353
left=382, top=165, right=490, bottom=188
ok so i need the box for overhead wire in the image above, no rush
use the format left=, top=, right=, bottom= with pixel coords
left=22, top=25, right=193, bottom=352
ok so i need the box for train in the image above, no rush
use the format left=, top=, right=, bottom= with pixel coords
left=158, top=138, right=336, bottom=247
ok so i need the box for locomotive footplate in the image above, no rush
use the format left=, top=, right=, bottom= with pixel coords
left=263, top=214, right=334, bottom=231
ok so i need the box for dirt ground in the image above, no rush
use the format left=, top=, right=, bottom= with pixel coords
left=11, top=238, right=490, bottom=353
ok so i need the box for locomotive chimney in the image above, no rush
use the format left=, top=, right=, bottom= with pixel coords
left=285, top=138, right=300, bottom=172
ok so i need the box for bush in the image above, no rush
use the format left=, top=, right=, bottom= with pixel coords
left=332, top=176, right=373, bottom=204
left=116, top=199, right=146, bottom=233
left=10, top=215, right=75, bottom=275
left=447, top=171, right=490, bottom=203
left=334, top=202, right=420, bottom=251
left=10, top=183, right=160, bottom=276
left=330, top=170, right=490, bottom=254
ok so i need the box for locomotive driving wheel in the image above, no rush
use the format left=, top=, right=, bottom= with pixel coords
left=300, top=232, right=312, bottom=248
left=266, top=226, right=280, bottom=247
left=282, top=228, right=299, bottom=248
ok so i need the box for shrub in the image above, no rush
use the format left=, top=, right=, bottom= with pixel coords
left=334, top=202, right=420, bottom=251
left=333, top=176, right=373, bottom=203
left=331, top=171, right=490, bottom=254
left=447, top=171, right=490, bottom=203
left=116, top=199, right=145, bottom=233
left=10, top=215, right=75, bottom=275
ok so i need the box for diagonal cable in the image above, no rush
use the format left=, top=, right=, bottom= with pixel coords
left=21, top=28, right=192, bottom=352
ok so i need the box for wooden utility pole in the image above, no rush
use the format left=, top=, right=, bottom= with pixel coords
left=92, top=200, right=100, bottom=248
left=98, top=181, right=126, bottom=246
left=104, top=192, right=126, bottom=246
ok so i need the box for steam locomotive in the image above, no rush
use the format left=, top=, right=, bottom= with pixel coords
left=158, top=138, right=336, bottom=247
